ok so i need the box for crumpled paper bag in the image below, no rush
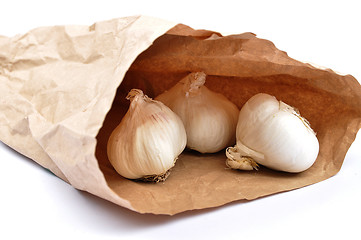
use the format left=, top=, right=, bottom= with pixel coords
left=0, top=15, right=360, bottom=215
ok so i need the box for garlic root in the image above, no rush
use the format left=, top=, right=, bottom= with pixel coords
left=139, top=169, right=171, bottom=183
left=225, top=146, right=259, bottom=171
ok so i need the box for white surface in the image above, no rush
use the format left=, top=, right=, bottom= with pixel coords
left=0, top=1, right=360, bottom=239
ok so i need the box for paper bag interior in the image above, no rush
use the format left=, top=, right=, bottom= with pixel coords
left=95, top=28, right=361, bottom=215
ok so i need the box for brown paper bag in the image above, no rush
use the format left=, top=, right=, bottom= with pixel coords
left=0, top=15, right=360, bottom=215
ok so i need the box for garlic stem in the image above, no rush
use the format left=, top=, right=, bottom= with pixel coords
left=279, top=101, right=315, bottom=134
left=183, top=72, right=207, bottom=93
left=126, top=88, right=143, bottom=100
left=126, top=88, right=154, bottom=104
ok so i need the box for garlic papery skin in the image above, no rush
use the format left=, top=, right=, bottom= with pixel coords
left=107, top=89, right=187, bottom=182
left=226, top=93, right=319, bottom=173
left=155, top=72, right=239, bottom=153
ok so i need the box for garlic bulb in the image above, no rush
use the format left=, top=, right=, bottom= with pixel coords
left=107, top=89, right=187, bottom=182
left=226, top=93, right=319, bottom=173
left=156, top=72, right=239, bottom=153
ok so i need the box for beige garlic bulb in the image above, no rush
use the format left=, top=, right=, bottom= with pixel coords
left=107, top=89, right=187, bottom=182
left=156, top=72, right=239, bottom=153
left=226, top=93, right=319, bottom=173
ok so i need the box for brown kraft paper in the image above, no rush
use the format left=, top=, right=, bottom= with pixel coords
left=0, top=15, right=360, bottom=215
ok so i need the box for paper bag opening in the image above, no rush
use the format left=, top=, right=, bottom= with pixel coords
left=94, top=28, right=361, bottom=215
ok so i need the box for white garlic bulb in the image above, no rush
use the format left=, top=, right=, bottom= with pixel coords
left=107, top=89, right=187, bottom=182
left=156, top=72, right=239, bottom=153
left=226, top=93, right=319, bottom=173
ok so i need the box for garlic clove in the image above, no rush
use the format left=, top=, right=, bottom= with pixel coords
left=156, top=72, right=239, bottom=153
left=226, top=93, right=319, bottom=173
left=107, top=89, right=187, bottom=182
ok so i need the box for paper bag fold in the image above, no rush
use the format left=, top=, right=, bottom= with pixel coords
left=0, top=15, right=360, bottom=215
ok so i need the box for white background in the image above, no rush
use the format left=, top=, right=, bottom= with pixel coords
left=0, top=0, right=360, bottom=239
